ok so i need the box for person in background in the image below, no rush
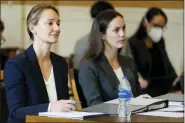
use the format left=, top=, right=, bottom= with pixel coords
left=78, top=10, right=143, bottom=107
left=73, top=1, right=114, bottom=69
left=127, top=7, right=179, bottom=97
left=4, top=4, right=76, bottom=123
left=180, top=72, right=184, bottom=93
left=0, top=19, right=4, bottom=42
left=0, top=19, right=8, bottom=70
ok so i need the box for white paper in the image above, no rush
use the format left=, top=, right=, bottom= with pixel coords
left=159, top=106, right=184, bottom=112
left=39, top=111, right=105, bottom=120
left=130, top=98, right=166, bottom=106
left=169, top=101, right=183, bottom=106
left=105, top=98, right=165, bottom=106
left=138, top=111, right=183, bottom=118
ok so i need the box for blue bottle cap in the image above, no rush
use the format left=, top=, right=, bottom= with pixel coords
left=122, top=76, right=128, bottom=80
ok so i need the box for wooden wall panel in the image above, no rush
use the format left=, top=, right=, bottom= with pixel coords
left=1, top=1, right=184, bottom=9
left=57, top=1, right=184, bottom=9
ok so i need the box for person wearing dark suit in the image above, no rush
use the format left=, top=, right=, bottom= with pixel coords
left=78, top=10, right=143, bottom=107
left=127, top=7, right=178, bottom=97
left=180, top=72, right=184, bottom=93
left=0, top=19, right=9, bottom=70
left=73, top=1, right=114, bottom=69
left=4, top=4, right=76, bottom=123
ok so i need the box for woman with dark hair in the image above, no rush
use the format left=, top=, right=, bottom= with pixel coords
left=0, top=19, right=8, bottom=70
left=127, top=7, right=179, bottom=97
left=0, top=19, right=4, bottom=41
left=4, top=4, right=76, bottom=123
left=78, top=10, right=142, bottom=107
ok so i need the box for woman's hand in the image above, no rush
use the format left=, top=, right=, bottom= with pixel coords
left=136, top=94, right=152, bottom=99
left=172, top=76, right=180, bottom=86
left=138, top=76, right=148, bottom=89
left=51, top=100, right=76, bottom=112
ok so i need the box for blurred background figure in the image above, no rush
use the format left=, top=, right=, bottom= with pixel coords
left=126, top=7, right=180, bottom=97
left=0, top=19, right=8, bottom=70
left=72, top=1, right=114, bottom=69
left=0, top=20, right=5, bottom=43
left=180, top=72, right=184, bottom=93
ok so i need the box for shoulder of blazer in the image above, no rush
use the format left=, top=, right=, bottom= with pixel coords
left=79, top=59, right=99, bottom=76
left=128, top=36, right=145, bottom=49
left=5, top=51, right=27, bottom=68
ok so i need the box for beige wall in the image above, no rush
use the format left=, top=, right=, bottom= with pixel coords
left=1, top=3, right=183, bottom=75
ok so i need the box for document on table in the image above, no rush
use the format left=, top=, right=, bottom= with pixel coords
left=105, top=98, right=166, bottom=106
left=39, top=111, right=107, bottom=120
left=159, top=101, right=184, bottom=112
left=169, top=101, right=183, bottom=106
left=138, top=110, right=183, bottom=118
left=159, top=106, right=183, bottom=112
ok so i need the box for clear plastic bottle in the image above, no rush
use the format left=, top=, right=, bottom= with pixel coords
left=118, top=76, right=132, bottom=118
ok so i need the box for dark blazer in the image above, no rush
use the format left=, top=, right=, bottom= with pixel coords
left=128, top=35, right=177, bottom=97
left=78, top=55, right=142, bottom=106
left=180, top=72, right=184, bottom=93
left=4, top=45, right=69, bottom=122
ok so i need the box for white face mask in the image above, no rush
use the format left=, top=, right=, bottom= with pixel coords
left=147, top=27, right=163, bottom=43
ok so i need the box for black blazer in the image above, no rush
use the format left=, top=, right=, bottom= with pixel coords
left=4, top=45, right=69, bottom=122
left=78, top=55, right=142, bottom=106
left=128, top=36, right=177, bottom=96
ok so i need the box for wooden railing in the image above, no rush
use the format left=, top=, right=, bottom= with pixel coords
left=1, top=1, right=184, bottom=9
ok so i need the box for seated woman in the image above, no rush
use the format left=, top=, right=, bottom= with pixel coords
left=4, top=4, right=76, bottom=123
left=78, top=10, right=143, bottom=107
left=127, top=7, right=179, bottom=97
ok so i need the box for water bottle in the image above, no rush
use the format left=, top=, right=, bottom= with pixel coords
left=118, top=76, right=132, bottom=118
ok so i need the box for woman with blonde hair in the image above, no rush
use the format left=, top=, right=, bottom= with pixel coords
left=4, top=4, right=76, bottom=122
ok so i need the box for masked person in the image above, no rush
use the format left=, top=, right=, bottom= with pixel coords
left=127, top=7, right=178, bottom=97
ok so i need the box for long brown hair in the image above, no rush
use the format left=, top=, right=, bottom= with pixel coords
left=82, top=10, right=123, bottom=61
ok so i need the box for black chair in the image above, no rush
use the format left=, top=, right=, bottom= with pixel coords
left=0, top=54, right=8, bottom=70
left=0, top=83, right=8, bottom=122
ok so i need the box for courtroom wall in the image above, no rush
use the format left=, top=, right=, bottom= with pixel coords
left=0, top=1, right=184, bottom=75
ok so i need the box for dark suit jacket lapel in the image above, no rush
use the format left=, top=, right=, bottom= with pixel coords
left=25, top=45, right=49, bottom=103
left=98, top=56, right=119, bottom=90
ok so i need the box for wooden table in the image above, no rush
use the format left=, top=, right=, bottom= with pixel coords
left=26, top=114, right=184, bottom=122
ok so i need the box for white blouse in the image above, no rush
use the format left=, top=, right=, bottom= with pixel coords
left=114, top=67, right=131, bottom=89
left=43, top=66, right=57, bottom=112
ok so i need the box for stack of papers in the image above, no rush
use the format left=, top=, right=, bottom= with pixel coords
left=138, top=101, right=184, bottom=118
left=138, top=111, right=183, bottom=118
left=105, top=98, right=166, bottom=106
left=39, top=111, right=107, bottom=120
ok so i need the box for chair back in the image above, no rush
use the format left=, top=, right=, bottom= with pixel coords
left=69, top=69, right=87, bottom=111
left=0, top=83, right=8, bottom=122
left=0, top=70, right=4, bottom=81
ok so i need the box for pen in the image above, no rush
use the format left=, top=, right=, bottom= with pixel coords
left=72, top=102, right=82, bottom=106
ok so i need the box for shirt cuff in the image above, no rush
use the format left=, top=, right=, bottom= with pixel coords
left=48, top=103, right=51, bottom=112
